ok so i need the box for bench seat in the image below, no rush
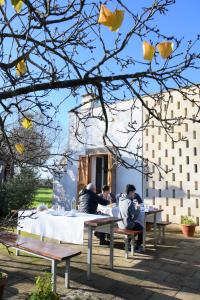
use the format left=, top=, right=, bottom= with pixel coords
left=0, top=232, right=81, bottom=292
left=146, top=221, right=171, bottom=243
left=114, top=227, right=143, bottom=259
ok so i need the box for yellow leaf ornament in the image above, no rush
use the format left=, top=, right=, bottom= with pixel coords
left=0, top=0, right=5, bottom=6
left=157, top=42, right=173, bottom=59
left=11, top=0, right=23, bottom=13
left=15, top=143, right=25, bottom=154
left=21, top=117, right=33, bottom=129
left=143, top=41, right=155, bottom=61
left=98, top=4, right=124, bottom=32
left=16, top=59, right=26, bottom=76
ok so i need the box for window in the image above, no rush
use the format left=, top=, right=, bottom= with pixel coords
left=180, top=181, right=183, bottom=189
left=172, top=190, right=175, bottom=198
left=196, top=217, right=199, bottom=226
left=172, top=157, right=175, bottom=165
left=173, top=206, right=176, bottom=215
left=178, top=132, right=181, bottom=140
left=172, top=173, right=175, bottom=181
left=158, top=157, right=161, bottom=165
left=179, top=148, right=182, bottom=156
left=152, top=150, right=155, bottom=158
left=170, top=95, right=173, bottom=103
left=172, top=141, right=175, bottom=149
left=193, top=131, right=196, bottom=139
left=145, top=143, right=149, bottom=151
left=194, top=147, right=197, bottom=156
left=152, top=181, right=155, bottom=189
left=145, top=129, right=148, bottom=136
left=159, top=173, right=162, bottom=181
left=146, top=189, right=148, bottom=197
left=158, top=142, right=161, bottom=150
left=152, top=135, right=155, bottom=143
left=166, top=165, right=168, bottom=172
left=164, top=134, right=167, bottom=142
left=187, top=190, right=190, bottom=199
left=166, top=181, right=168, bottom=189
left=186, top=156, right=189, bottom=164
left=153, top=197, right=155, bottom=205
left=166, top=198, right=169, bottom=206
left=194, top=164, right=198, bottom=173
left=177, top=102, right=180, bottom=109
left=180, top=198, right=183, bottom=207
left=186, top=140, right=189, bottom=148
left=171, top=110, right=174, bottom=118
left=165, top=149, right=168, bottom=157
left=195, top=182, right=198, bottom=190
left=152, top=121, right=155, bottom=128
left=184, top=108, right=188, bottom=116
left=192, top=100, right=195, bottom=107
left=152, top=165, right=155, bottom=173
left=158, top=127, right=161, bottom=135
left=196, top=199, right=199, bottom=208
left=179, top=165, right=182, bottom=173
left=185, top=123, right=188, bottom=132
left=188, top=207, right=191, bottom=216
left=187, top=173, right=190, bottom=181
left=159, top=189, right=161, bottom=197
left=166, top=214, right=169, bottom=222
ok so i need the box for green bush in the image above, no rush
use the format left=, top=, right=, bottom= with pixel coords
left=0, top=168, right=38, bottom=216
left=27, top=273, right=59, bottom=300
left=181, top=216, right=195, bottom=225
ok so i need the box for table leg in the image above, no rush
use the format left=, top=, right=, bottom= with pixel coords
left=109, top=224, right=114, bottom=268
left=51, top=260, right=57, bottom=293
left=143, top=215, right=147, bottom=252
left=16, top=229, right=20, bottom=256
left=153, top=214, right=157, bottom=248
left=87, top=226, right=93, bottom=280
left=65, top=259, right=70, bottom=288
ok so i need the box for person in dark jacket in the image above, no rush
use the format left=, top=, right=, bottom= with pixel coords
left=79, top=183, right=110, bottom=245
left=98, top=185, right=116, bottom=204
left=118, top=184, right=143, bottom=252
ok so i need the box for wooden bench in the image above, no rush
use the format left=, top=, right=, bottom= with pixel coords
left=146, top=221, right=171, bottom=244
left=114, top=227, right=143, bottom=259
left=0, top=232, right=81, bottom=293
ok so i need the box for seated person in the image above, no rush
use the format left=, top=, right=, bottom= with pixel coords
left=98, top=185, right=116, bottom=204
left=79, top=183, right=110, bottom=245
left=118, top=184, right=143, bottom=252
left=116, top=185, right=142, bottom=205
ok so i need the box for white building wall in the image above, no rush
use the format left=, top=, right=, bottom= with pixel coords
left=60, top=97, right=143, bottom=203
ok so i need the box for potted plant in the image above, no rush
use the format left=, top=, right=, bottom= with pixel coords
left=181, top=216, right=196, bottom=237
left=27, top=273, right=60, bottom=300
left=0, top=272, right=8, bottom=298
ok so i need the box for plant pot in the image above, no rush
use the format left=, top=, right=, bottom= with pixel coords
left=146, top=222, right=152, bottom=232
left=181, top=224, right=196, bottom=237
left=0, top=273, right=8, bottom=298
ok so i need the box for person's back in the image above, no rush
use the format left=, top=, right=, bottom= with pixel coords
left=118, top=194, right=139, bottom=229
left=79, top=183, right=109, bottom=214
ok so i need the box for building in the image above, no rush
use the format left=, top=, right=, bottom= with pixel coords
left=57, top=87, right=200, bottom=226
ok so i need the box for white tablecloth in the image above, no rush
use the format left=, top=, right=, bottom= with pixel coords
left=18, top=210, right=107, bottom=245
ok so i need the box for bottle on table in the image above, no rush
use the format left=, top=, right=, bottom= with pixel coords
left=71, top=197, right=77, bottom=210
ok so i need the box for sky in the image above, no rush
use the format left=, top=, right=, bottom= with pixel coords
left=55, top=0, right=200, bottom=150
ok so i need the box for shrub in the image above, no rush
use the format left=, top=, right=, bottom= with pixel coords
left=181, top=216, right=196, bottom=225
left=27, top=273, right=59, bottom=300
left=0, top=168, right=38, bottom=217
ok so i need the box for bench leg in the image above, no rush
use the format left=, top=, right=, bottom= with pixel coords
left=153, top=214, right=157, bottom=248
left=65, top=259, right=70, bottom=288
left=87, top=226, right=93, bottom=280
left=51, top=260, right=57, bottom=293
left=16, top=229, right=21, bottom=256
left=110, top=223, right=114, bottom=269
left=131, top=235, right=135, bottom=256
left=162, top=226, right=165, bottom=244
left=125, top=236, right=129, bottom=259
left=158, top=225, right=161, bottom=244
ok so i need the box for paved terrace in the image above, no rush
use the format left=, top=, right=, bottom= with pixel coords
left=0, top=232, right=200, bottom=300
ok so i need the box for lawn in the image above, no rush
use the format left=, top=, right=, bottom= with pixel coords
left=32, top=187, right=53, bottom=208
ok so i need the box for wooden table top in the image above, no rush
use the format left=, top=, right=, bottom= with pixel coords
left=84, top=217, right=122, bottom=227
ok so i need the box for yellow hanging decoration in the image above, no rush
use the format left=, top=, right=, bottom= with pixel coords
left=15, top=143, right=25, bottom=154
left=21, top=117, right=33, bottom=129
left=143, top=41, right=155, bottom=61
left=16, top=59, right=26, bottom=76
left=0, top=0, right=5, bottom=6
left=11, top=0, right=23, bottom=13
left=157, top=42, right=174, bottom=59
left=98, top=4, right=124, bottom=32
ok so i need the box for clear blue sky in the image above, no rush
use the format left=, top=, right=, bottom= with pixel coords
left=54, top=0, right=200, bottom=149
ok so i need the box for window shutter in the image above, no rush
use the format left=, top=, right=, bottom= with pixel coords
left=107, top=154, right=116, bottom=194
left=77, top=155, right=90, bottom=195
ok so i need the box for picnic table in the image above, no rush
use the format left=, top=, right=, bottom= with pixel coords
left=17, top=210, right=121, bottom=279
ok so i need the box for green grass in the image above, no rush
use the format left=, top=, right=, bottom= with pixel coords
left=32, top=187, right=53, bottom=208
